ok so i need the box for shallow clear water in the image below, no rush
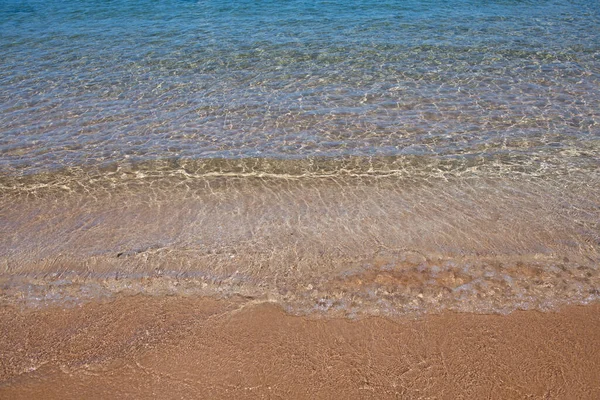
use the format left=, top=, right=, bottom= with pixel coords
left=1, top=0, right=599, bottom=172
left=1, top=0, right=599, bottom=315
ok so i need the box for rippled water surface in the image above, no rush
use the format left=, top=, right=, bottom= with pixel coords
left=1, top=0, right=599, bottom=172
left=1, top=0, right=599, bottom=315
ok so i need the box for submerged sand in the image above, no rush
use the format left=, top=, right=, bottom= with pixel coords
left=1, top=297, right=599, bottom=399
left=2, top=158, right=600, bottom=316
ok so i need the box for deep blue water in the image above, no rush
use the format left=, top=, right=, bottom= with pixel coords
left=1, top=0, right=599, bottom=173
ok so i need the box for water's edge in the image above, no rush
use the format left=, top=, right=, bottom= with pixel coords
left=2, top=156, right=599, bottom=317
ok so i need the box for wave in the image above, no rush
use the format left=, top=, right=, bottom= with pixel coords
left=2, top=152, right=599, bottom=191
left=1, top=155, right=599, bottom=316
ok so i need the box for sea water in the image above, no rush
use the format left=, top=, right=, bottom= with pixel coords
left=1, top=0, right=599, bottom=316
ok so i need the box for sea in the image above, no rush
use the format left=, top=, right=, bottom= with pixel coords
left=1, top=0, right=599, bottom=317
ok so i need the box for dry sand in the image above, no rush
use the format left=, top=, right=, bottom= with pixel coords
left=1, top=296, right=599, bottom=399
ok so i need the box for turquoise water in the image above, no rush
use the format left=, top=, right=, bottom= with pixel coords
left=1, top=0, right=600, bottom=315
left=1, top=0, right=599, bottom=173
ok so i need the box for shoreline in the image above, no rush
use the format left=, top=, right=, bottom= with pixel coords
left=2, top=295, right=599, bottom=399
left=2, top=166, right=599, bottom=318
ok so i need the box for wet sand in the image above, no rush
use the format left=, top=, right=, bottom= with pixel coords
left=2, top=162, right=600, bottom=316
left=1, top=297, right=599, bottom=399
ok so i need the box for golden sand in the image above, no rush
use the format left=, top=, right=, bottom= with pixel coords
left=1, top=296, right=599, bottom=399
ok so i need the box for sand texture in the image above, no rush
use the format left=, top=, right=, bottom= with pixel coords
left=1, top=297, right=599, bottom=399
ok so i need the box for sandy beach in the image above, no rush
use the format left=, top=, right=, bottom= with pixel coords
left=2, top=0, right=600, bottom=398
left=1, top=296, right=599, bottom=399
